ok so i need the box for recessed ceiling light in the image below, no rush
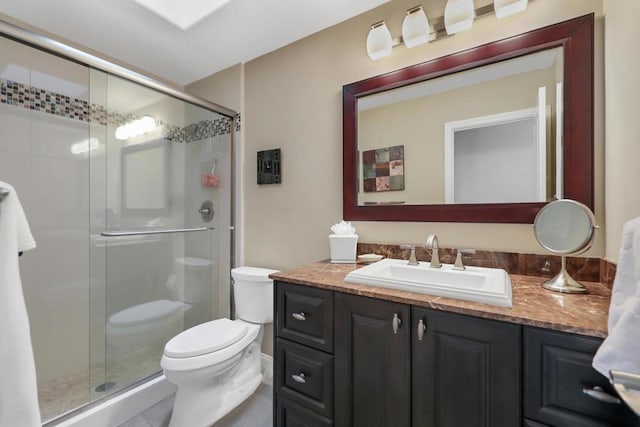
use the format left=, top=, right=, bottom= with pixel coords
left=133, top=0, right=233, bottom=31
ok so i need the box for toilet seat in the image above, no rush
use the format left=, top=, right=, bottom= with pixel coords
left=164, top=318, right=248, bottom=358
left=161, top=319, right=261, bottom=372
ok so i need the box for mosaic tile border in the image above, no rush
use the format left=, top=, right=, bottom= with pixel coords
left=1, top=79, right=90, bottom=121
left=0, top=78, right=235, bottom=143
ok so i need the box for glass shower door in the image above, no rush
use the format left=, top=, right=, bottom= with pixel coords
left=89, top=71, right=231, bottom=396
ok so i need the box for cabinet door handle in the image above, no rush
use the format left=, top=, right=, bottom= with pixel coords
left=417, top=318, right=427, bottom=341
left=291, top=373, right=306, bottom=384
left=392, top=313, right=402, bottom=334
left=291, top=312, right=306, bottom=321
left=583, top=386, right=621, bottom=404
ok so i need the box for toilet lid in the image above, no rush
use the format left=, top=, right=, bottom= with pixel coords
left=164, top=318, right=248, bottom=358
left=109, top=300, right=185, bottom=327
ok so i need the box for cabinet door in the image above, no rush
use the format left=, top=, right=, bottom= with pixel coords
left=412, top=307, right=521, bottom=427
left=524, top=327, right=640, bottom=427
left=334, top=293, right=410, bottom=427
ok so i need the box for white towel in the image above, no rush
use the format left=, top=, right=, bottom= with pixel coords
left=0, top=181, right=41, bottom=426
left=593, top=217, right=640, bottom=377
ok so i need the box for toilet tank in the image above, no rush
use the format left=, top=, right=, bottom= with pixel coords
left=231, top=266, right=279, bottom=323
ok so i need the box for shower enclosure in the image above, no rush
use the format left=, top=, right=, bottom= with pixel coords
left=0, top=26, right=235, bottom=423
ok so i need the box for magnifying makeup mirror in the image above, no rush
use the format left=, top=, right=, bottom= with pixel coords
left=533, top=199, right=598, bottom=294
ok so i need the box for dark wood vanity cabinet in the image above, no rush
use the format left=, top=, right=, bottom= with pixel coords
left=274, top=281, right=640, bottom=427
left=524, top=327, right=640, bottom=427
left=275, top=282, right=335, bottom=426
left=334, top=293, right=411, bottom=427
left=412, top=307, right=521, bottom=426
left=332, top=294, right=521, bottom=427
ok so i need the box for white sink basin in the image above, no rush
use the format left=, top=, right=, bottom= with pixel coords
left=345, top=258, right=512, bottom=307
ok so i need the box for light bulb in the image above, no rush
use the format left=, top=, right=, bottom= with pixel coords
left=402, top=6, right=430, bottom=48
left=366, top=21, right=393, bottom=60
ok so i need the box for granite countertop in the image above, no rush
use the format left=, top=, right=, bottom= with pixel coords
left=270, top=261, right=612, bottom=338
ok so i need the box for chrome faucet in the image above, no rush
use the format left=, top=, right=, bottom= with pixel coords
left=400, top=244, right=419, bottom=266
left=425, top=235, right=441, bottom=268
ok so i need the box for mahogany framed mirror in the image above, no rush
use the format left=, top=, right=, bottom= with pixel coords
left=343, top=14, right=593, bottom=223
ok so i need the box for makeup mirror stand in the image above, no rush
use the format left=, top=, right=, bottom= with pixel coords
left=533, top=199, right=597, bottom=295
left=543, top=255, right=588, bottom=294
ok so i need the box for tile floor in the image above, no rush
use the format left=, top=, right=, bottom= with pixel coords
left=117, top=383, right=273, bottom=427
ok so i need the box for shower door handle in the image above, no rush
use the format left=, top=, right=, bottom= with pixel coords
left=101, top=227, right=212, bottom=237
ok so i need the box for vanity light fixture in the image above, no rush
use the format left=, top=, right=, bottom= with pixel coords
left=115, top=116, right=157, bottom=141
left=402, top=5, right=430, bottom=48
left=366, top=21, right=393, bottom=60
left=494, top=0, right=528, bottom=18
left=366, top=1, right=531, bottom=60
left=444, top=0, right=476, bottom=35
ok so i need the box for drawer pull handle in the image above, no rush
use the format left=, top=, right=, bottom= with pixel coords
left=392, top=313, right=402, bottom=334
left=291, top=373, right=306, bottom=384
left=583, top=386, right=621, bottom=404
left=291, top=312, right=306, bottom=321
left=417, top=318, right=427, bottom=341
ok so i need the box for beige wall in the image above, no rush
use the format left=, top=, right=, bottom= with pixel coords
left=187, top=63, right=243, bottom=113
left=234, top=0, right=604, bottom=271
left=603, top=0, right=640, bottom=262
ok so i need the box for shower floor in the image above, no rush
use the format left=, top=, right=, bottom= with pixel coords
left=39, top=346, right=163, bottom=422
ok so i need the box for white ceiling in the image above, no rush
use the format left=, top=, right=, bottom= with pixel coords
left=0, top=0, right=389, bottom=86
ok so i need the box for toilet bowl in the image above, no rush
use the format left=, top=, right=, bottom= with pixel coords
left=161, top=266, right=277, bottom=427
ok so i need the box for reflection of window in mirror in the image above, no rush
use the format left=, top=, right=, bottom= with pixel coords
left=121, top=139, right=170, bottom=216
left=357, top=47, right=562, bottom=207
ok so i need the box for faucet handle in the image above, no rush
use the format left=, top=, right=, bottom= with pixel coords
left=400, top=244, right=419, bottom=266
left=453, top=248, right=475, bottom=270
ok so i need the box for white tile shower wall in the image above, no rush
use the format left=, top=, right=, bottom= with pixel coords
left=0, top=35, right=92, bottom=420
left=20, top=120, right=91, bottom=384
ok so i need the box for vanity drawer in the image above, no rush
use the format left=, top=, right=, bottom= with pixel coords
left=276, top=338, right=333, bottom=418
left=524, top=327, right=640, bottom=426
left=276, top=281, right=333, bottom=352
left=277, top=396, right=333, bottom=427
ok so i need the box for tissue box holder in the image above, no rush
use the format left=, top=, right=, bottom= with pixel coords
left=329, top=234, right=358, bottom=263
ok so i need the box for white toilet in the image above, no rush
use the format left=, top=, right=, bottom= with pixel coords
left=161, top=266, right=277, bottom=427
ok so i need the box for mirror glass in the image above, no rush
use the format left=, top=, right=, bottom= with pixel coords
left=121, top=139, right=170, bottom=216
left=533, top=199, right=596, bottom=254
left=343, top=14, right=594, bottom=223
left=358, top=48, right=562, bottom=206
